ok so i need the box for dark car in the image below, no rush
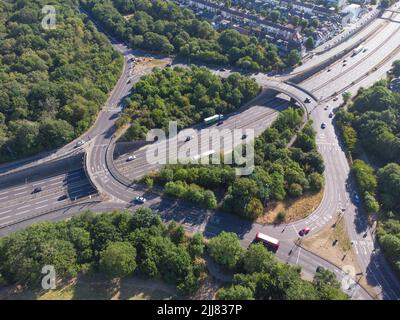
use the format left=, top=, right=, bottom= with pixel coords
left=57, top=195, right=68, bottom=201
left=32, top=187, right=42, bottom=194
left=321, top=122, right=327, bottom=129
left=299, top=227, right=311, bottom=236
left=217, top=121, right=223, bottom=126
left=219, top=68, right=226, bottom=72
left=316, top=266, right=324, bottom=273
left=241, top=134, right=247, bottom=140
left=304, top=97, right=311, bottom=103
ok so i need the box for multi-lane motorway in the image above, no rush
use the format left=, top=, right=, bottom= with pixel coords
left=2, top=4, right=400, bottom=300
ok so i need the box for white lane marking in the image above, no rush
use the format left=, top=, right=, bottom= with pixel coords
left=35, top=205, right=48, bottom=210
left=14, top=191, right=26, bottom=196
left=13, top=186, right=26, bottom=191
left=17, top=204, right=30, bottom=210
left=35, top=199, right=49, bottom=204
left=0, top=209, right=12, bottom=215
left=296, top=247, right=302, bottom=264
left=292, top=224, right=298, bottom=235
left=0, top=196, right=7, bottom=201
left=0, top=191, right=8, bottom=196
left=15, top=210, right=30, bottom=216
left=0, top=215, right=11, bottom=221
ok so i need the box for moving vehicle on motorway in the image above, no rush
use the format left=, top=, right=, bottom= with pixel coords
left=32, top=187, right=42, bottom=194
left=57, top=195, right=68, bottom=201
left=135, top=196, right=146, bottom=204
left=204, top=114, right=224, bottom=125
left=321, top=122, right=327, bottom=129
left=352, top=45, right=365, bottom=56
left=127, top=155, right=136, bottom=161
left=254, top=232, right=280, bottom=252
left=299, top=227, right=311, bottom=236
left=304, top=97, right=311, bottom=103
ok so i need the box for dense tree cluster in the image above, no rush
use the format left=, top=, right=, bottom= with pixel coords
left=0, top=0, right=123, bottom=162
left=119, top=66, right=261, bottom=140
left=81, top=0, right=289, bottom=71
left=210, top=234, right=348, bottom=300
left=0, top=209, right=205, bottom=294
left=336, top=75, right=400, bottom=274
left=149, top=108, right=325, bottom=220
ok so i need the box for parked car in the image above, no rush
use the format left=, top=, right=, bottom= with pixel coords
left=135, top=196, right=146, bottom=204
left=219, top=68, right=226, bottom=72
left=127, top=155, right=136, bottom=161
left=304, top=97, right=311, bottom=103
left=241, top=134, right=247, bottom=139
left=329, top=112, right=334, bottom=118
left=321, top=122, right=327, bottom=129
left=185, top=135, right=194, bottom=142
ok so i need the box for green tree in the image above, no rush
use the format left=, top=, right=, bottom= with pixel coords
left=208, top=232, right=244, bottom=270
left=217, top=285, right=254, bottom=300
left=243, top=243, right=276, bottom=274
left=99, top=241, right=137, bottom=278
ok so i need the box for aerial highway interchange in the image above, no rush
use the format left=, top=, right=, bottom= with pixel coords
left=1, top=3, right=400, bottom=300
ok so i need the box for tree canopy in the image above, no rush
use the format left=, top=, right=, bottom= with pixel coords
left=0, top=0, right=122, bottom=162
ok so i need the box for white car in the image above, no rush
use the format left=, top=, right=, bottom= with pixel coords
left=135, top=196, right=146, bottom=204
left=75, top=140, right=86, bottom=147
left=127, top=155, right=136, bottom=161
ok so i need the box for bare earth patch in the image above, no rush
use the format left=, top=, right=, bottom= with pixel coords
left=257, top=190, right=323, bottom=225
left=301, top=217, right=377, bottom=297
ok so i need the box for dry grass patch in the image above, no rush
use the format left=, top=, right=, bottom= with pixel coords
left=0, top=275, right=176, bottom=300
left=257, top=190, right=323, bottom=225
left=302, top=217, right=377, bottom=297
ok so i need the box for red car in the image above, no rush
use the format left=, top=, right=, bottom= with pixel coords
left=299, top=227, right=311, bottom=236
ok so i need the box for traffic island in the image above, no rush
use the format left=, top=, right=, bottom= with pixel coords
left=301, top=216, right=377, bottom=298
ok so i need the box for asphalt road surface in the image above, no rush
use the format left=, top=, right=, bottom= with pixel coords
left=2, top=4, right=400, bottom=300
